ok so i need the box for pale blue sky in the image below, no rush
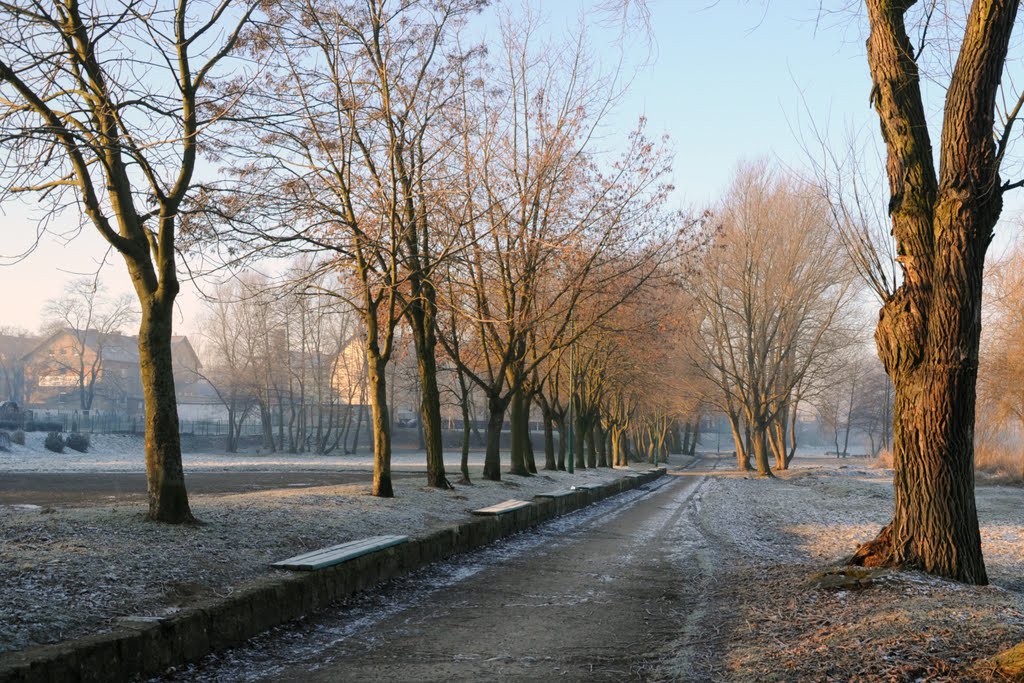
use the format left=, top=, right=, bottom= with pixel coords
left=0, top=1, right=944, bottom=336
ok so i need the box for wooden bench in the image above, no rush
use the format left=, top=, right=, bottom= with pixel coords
left=533, top=489, right=576, bottom=499
left=271, top=534, right=409, bottom=571
left=471, top=499, right=532, bottom=515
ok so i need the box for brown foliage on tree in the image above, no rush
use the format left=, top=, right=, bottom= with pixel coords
left=692, top=163, right=855, bottom=477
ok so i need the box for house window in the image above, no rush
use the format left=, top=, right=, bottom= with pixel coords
left=59, top=347, right=67, bottom=356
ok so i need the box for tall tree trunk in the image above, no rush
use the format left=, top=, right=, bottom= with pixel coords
left=689, top=416, right=701, bottom=456
left=138, top=298, right=194, bottom=523
left=848, top=0, right=1018, bottom=584
left=523, top=394, right=538, bottom=474
left=769, top=414, right=787, bottom=471
left=555, top=413, right=567, bottom=470
left=585, top=418, right=597, bottom=468
left=842, top=381, right=856, bottom=456
left=655, top=427, right=667, bottom=464
left=681, top=421, right=692, bottom=456
left=786, top=399, right=799, bottom=467
left=458, top=374, right=472, bottom=484
left=595, top=423, right=608, bottom=468
left=353, top=402, right=366, bottom=453
left=483, top=393, right=509, bottom=481
left=750, top=419, right=773, bottom=478
left=367, top=354, right=393, bottom=498
left=508, top=387, right=531, bottom=476
left=727, top=411, right=751, bottom=471
left=338, top=404, right=353, bottom=454
left=525, top=428, right=537, bottom=474
left=610, top=426, right=622, bottom=466
left=574, top=411, right=587, bottom=470
left=536, top=393, right=557, bottom=471
left=410, top=316, right=449, bottom=489
left=226, top=403, right=237, bottom=453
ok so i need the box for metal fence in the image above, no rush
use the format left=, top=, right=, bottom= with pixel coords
left=14, top=411, right=271, bottom=437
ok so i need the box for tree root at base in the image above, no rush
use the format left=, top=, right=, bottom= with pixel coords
left=848, top=524, right=895, bottom=568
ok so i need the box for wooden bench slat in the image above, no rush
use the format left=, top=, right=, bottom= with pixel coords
left=534, top=489, right=576, bottom=499
left=471, top=499, right=532, bottom=515
left=272, top=534, right=409, bottom=571
left=282, top=538, right=385, bottom=564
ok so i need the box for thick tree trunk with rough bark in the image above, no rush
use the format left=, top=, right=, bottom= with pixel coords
left=849, top=0, right=1020, bottom=584
left=769, top=414, right=788, bottom=471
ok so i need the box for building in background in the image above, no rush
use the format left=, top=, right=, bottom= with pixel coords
left=19, top=329, right=204, bottom=414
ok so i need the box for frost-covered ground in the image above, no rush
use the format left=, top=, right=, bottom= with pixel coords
left=0, top=448, right=664, bottom=655
left=3, top=444, right=1022, bottom=681
left=654, top=464, right=1024, bottom=682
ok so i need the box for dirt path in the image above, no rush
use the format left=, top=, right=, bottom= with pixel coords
left=156, top=461, right=1024, bottom=682
left=164, top=461, right=716, bottom=682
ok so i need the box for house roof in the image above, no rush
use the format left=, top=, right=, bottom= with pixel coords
left=23, top=329, right=200, bottom=369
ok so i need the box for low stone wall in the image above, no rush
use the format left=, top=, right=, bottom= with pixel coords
left=0, top=468, right=666, bottom=683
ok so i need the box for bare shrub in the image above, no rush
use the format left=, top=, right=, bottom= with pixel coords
left=871, top=449, right=894, bottom=470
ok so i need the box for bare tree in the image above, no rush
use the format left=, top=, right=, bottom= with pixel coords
left=843, top=0, right=1024, bottom=584
left=848, top=357, right=894, bottom=458
left=691, top=162, right=855, bottom=477
left=975, top=243, right=1024, bottom=477
left=44, top=277, right=137, bottom=412
left=0, top=326, right=31, bottom=404
left=0, top=0, right=257, bottom=522
left=221, top=0, right=481, bottom=496
left=439, top=7, right=679, bottom=480
left=198, top=279, right=264, bottom=453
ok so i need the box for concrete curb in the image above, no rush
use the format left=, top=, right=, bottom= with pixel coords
left=0, top=467, right=668, bottom=682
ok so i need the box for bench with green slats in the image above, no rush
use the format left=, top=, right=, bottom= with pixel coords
left=271, top=534, right=409, bottom=571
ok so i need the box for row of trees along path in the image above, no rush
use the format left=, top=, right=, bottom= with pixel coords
left=0, top=1, right=691, bottom=519
left=0, top=0, right=1015, bottom=592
